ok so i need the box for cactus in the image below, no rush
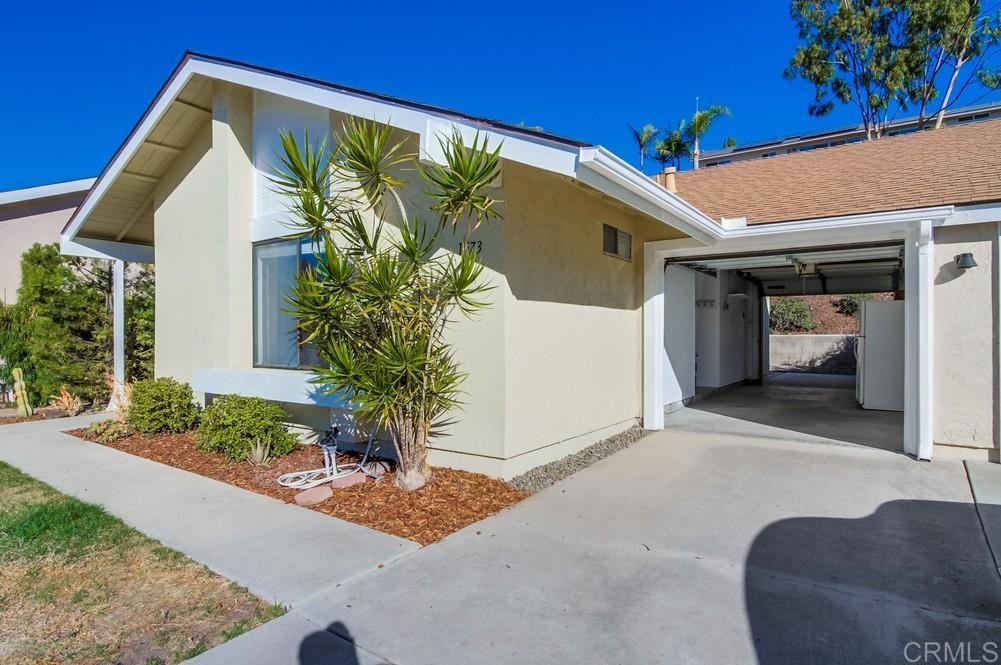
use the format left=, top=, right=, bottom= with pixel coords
left=12, top=367, right=33, bottom=418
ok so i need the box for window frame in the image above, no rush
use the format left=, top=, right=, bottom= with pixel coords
left=602, top=223, right=633, bottom=262
left=252, top=236, right=318, bottom=370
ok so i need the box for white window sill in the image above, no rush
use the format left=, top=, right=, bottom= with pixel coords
left=191, top=367, right=350, bottom=408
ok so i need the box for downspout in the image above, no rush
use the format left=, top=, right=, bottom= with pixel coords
left=995, top=222, right=1000, bottom=461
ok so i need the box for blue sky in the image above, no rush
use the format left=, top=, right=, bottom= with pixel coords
left=0, top=0, right=991, bottom=190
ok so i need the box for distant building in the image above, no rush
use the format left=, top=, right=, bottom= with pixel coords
left=0, top=179, right=94, bottom=304
left=699, top=102, right=1001, bottom=168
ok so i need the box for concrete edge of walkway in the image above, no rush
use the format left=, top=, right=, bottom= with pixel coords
left=185, top=609, right=394, bottom=665
left=965, top=460, right=1001, bottom=578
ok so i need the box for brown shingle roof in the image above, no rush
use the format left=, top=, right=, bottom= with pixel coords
left=672, top=118, right=1001, bottom=225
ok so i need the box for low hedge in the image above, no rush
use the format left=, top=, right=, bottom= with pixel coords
left=197, top=394, right=299, bottom=461
left=769, top=297, right=814, bottom=333
left=127, top=378, right=200, bottom=435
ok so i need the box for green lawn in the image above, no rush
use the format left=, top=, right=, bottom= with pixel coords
left=0, top=462, right=283, bottom=664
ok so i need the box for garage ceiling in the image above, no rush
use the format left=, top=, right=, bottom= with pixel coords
left=671, top=242, right=904, bottom=295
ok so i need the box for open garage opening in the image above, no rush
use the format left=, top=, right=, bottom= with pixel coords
left=662, top=241, right=907, bottom=453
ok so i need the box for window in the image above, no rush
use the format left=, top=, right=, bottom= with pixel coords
left=253, top=238, right=321, bottom=368
left=602, top=224, right=632, bottom=261
left=957, top=112, right=990, bottom=124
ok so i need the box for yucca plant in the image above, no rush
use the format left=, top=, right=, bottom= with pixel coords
left=272, top=120, right=502, bottom=490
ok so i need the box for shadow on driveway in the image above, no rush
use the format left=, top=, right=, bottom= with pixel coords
left=746, top=500, right=1001, bottom=664
left=299, top=621, right=361, bottom=665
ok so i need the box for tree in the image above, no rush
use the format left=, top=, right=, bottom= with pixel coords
left=653, top=121, right=691, bottom=170
left=629, top=123, right=659, bottom=167
left=786, top=0, right=1001, bottom=138
left=0, top=244, right=154, bottom=406
left=126, top=267, right=155, bottom=382
left=272, top=119, right=502, bottom=491
left=686, top=104, right=730, bottom=168
left=722, top=135, right=738, bottom=148
left=906, top=0, right=1001, bottom=128
left=786, top=0, right=912, bottom=138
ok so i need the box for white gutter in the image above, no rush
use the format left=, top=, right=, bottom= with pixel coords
left=576, top=146, right=723, bottom=245
left=0, top=177, right=95, bottom=206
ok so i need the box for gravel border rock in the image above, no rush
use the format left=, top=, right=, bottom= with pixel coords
left=508, top=424, right=648, bottom=493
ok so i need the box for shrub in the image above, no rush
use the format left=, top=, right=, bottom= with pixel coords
left=832, top=293, right=871, bottom=317
left=127, top=378, right=199, bottom=435
left=50, top=386, right=84, bottom=417
left=86, top=419, right=132, bottom=443
left=197, top=395, right=299, bottom=462
left=770, top=297, right=814, bottom=333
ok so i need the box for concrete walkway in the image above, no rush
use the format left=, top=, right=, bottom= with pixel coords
left=194, top=394, right=999, bottom=665
left=966, top=461, right=1001, bottom=578
left=0, top=416, right=418, bottom=607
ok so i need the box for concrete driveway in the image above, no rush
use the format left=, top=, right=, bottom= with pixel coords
left=204, top=394, right=1001, bottom=664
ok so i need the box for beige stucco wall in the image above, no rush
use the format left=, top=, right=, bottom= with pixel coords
left=0, top=194, right=84, bottom=304
left=154, top=83, right=254, bottom=384
left=933, top=222, right=997, bottom=455
left=497, top=163, right=685, bottom=476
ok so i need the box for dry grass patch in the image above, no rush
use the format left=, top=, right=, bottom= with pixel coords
left=0, top=462, right=283, bottom=665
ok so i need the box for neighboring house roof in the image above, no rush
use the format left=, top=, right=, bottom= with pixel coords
left=64, top=51, right=722, bottom=248
left=0, top=178, right=94, bottom=207
left=700, top=99, right=1001, bottom=161
left=673, top=118, right=1001, bottom=224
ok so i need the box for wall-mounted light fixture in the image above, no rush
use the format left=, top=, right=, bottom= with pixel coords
left=955, top=252, right=978, bottom=270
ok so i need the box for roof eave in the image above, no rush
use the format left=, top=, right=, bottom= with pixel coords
left=0, top=177, right=95, bottom=207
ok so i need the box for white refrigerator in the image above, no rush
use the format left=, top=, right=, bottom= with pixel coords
left=855, top=300, right=905, bottom=411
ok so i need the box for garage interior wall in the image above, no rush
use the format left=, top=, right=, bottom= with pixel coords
left=660, top=266, right=759, bottom=407
left=694, top=269, right=751, bottom=389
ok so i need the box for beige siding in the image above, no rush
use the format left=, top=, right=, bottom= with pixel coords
left=154, top=83, right=254, bottom=384
left=498, top=163, right=685, bottom=476
left=933, top=222, right=997, bottom=453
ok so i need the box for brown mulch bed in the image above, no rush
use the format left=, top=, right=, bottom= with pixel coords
left=67, top=427, right=526, bottom=545
left=0, top=414, right=45, bottom=426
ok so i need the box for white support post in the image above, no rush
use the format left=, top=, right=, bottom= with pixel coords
left=110, top=259, right=126, bottom=410
left=643, top=242, right=666, bottom=430
left=904, top=220, right=934, bottom=460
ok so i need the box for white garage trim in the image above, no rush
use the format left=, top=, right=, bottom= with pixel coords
left=904, top=220, right=934, bottom=459
left=642, top=203, right=991, bottom=460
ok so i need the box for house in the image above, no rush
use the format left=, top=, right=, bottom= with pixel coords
left=0, top=178, right=94, bottom=304
left=700, top=100, right=1001, bottom=167
left=62, top=52, right=1000, bottom=477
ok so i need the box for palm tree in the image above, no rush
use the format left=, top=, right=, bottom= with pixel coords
left=653, top=121, right=690, bottom=170
left=685, top=104, right=730, bottom=169
left=629, top=124, right=658, bottom=168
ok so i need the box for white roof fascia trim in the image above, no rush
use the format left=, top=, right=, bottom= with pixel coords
left=722, top=205, right=954, bottom=239
left=60, top=236, right=155, bottom=263
left=66, top=58, right=589, bottom=243
left=190, top=58, right=583, bottom=177
left=0, top=178, right=95, bottom=206
left=577, top=147, right=723, bottom=245
left=645, top=205, right=955, bottom=258
left=63, top=65, right=200, bottom=242
left=944, top=202, right=1001, bottom=226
